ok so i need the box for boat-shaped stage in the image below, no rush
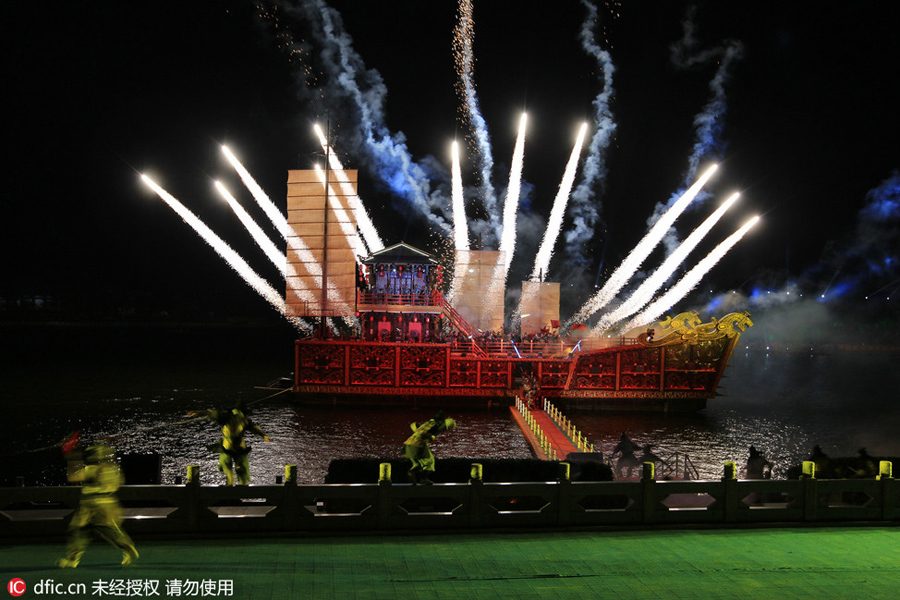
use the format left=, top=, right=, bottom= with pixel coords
left=291, top=311, right=753, bottom=412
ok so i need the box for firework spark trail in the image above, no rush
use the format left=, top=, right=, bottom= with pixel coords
left=290, top=0, right=451, bottom=236
left=565, top=0, right=617, bottom=268
left=508, top=282, right=535, bottom=330
left=451, top=141, right=469, bottom=251
left=216, top=181, right=311, bottom=299
left=216, top=179, right=319, bottom=314
left=314, top=164, right=366, bottom=262
left=222, top=145, right=291, bottom=239
left=571, top=163, right=719, bottom=324
left=624, top=216, right=759, bottom=331
left=530, top=123, right=589, bottom=282
left=594, top=192, right=740, bottom=332
left=866, top=277, right=900, bottom=299
left=447, top=251, right=468, bottom=305
left=483, top=114, right=528, bottom=320
left=215, top=180, right=288, bottom=276
left=311, top=165, right=368, bottom=323
left=283, top=223, right=322, bottom=289
left=313, top=124, right=383, bottom=253
left=499, top=113, right=528, bottom=274
left=141, top=174, right=286, bottom=314
left=222, top=143, right=325, bottom=308
left=223, top=147, right=356, bottom=327
left=454, top=0, right=499, bottom=243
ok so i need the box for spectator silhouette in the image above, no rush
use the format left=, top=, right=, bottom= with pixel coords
left=849, top=447, right=877, bottom=478
left=808, top=445, right=835, bottom=479
left=612, top=433, right=642, bottom=479
left=744, top=446, right=773, bottom=479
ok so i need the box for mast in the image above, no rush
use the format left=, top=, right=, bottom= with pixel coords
left=321, top=120, right=330, bottom=337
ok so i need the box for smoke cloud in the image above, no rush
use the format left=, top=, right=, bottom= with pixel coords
left=650, top=6, right=744, bottom=255
left=669, top=6, right=744, bottom=183
left=268, top=0, right=453, bottom=236
left=684, top=171, right=900, bottom=350
left=564, top=0, right=616, bottom=272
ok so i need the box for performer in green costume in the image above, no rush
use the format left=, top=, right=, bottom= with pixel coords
left=189, top=405, right=270, bottom=485
left=403, top=411, right=456, bottom=484
left=57, top=445, right=139, bottom=568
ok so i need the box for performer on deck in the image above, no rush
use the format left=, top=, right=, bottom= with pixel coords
left=189, top=403, right=270, bottom=485
left=403, top=411, right=456, bottom=485
left=57, top=444, right=139, bottom=569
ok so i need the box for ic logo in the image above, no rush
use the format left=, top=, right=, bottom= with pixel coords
left=8, top=579, right=26, bottom=597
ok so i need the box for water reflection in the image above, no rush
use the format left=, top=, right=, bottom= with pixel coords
left=4, top=325, right=900, bottom=486
left=569, top=350, right=900, bottom=480
left=569, top=410, right=812, bottom=480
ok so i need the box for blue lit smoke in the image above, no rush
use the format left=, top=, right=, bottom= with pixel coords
left=859, top=170, right=900, bottom=229
left=564, top=0, right=616, bottom=271
left=271, top=0, right=452, bottom=236
left=650, top=6, right=743, bottom=255
left=700, top=172, right=900, bottom=326
left=819, top=281, right=854, bottom=302
left=669, top=6, right=743, bottom=182
left=825, top=170, right=900, bottom=285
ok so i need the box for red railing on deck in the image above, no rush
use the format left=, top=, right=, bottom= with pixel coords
left=469, top=338, right=640, bottom=359
left=357, top=291, right=442, bottom=307
left=357, top=290, right=642, bottom=359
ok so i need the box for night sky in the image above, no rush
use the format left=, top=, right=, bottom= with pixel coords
left=5, top=1, right=900, bottom=330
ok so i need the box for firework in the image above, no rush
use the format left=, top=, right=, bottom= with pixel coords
left=142, top=174, right=286, bottom=314
left=530, top=123, right=589, bottom=282
left=624, top=216, right=760, bottom=331
left=593, top=192, right=741, bottom=332
left=572, top=163, right=719, bottom=324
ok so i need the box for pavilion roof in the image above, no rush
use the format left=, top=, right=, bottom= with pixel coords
left=362, top=242, right=436, bottom=265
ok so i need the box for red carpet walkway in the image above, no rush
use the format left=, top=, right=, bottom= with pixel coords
left=510, top=407, right=579, bottom=460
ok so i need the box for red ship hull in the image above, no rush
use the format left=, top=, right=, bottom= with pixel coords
left=292, top=314, right=748, bottom=412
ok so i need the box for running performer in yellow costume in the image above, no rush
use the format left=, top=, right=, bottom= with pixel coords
left=189, top=404, right=270, bottom=485
left=57, top=445, right=139, bottom=568
left=403, top=411, right=456, bottom=484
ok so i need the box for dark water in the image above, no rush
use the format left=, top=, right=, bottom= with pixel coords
left=1, top=323, right=531, bottom=485
left=3, top=323, right=899, bottom=485
left=573, top=347, right=900, bottom=479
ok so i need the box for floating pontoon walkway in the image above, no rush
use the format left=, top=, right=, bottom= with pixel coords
left=510, top=401, right=580, bottom=460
